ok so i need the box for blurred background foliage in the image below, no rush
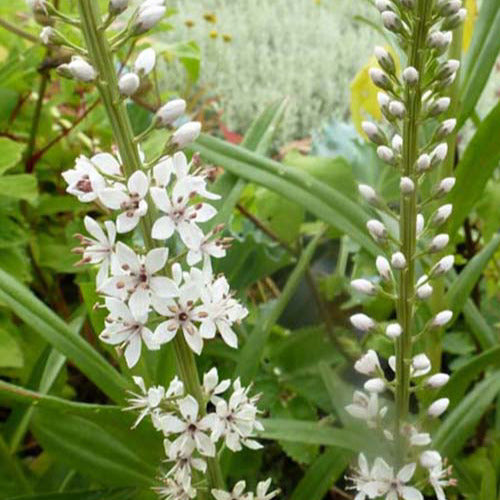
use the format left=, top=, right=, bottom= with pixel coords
left=0, top=0, right=500, bottom=499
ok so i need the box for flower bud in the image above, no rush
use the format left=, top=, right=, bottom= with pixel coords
left=416, top=277, right=433, bottom=299
left=389, top=100, right=406, bottom=119
left=402, top=66, right=419, bottom=86
left=391, top=251, right=407, bottom=270
left=400, top=177, right=414, bottom=195
left=420, top=450, right=443, bottom=469
left=355, top=350, right=380, bottom=375
left=431, top=255, right=454, bottom=276
left=416, top=153, right=431, bottom=173
left=427, top=97, right=451, bottom=117
left=351, top=279, right=377, bottom=295
left=364, top=378, right=386, bottom=393
left=118, top=73, right=140, bottom=96
left=358, top=184, right=378, bottom=204
left=155, top=99, right=187, bottom=127
left=431, top=143, right=448, bottom=167
left=377, top=145, right=395, bottom=165
left=134, top=5, right=166, bottom=33
left=376, top=256, right=392, bottom=281
left=134, top=48, right=156, bottom=76
left=432, top=310, right=453, bottom=327
left=171, top=121, right=201, bottom=148
left=367, top=220, right=388, bottom=242
left=386, top=323, right=402, bottom=339
left=427, top=373, right=450, bottom=388
left=381, top=11, right=404, bottom=33
left=416, top=213, right=425, bottom=236
left=435, top=118, right=457, bottom=140
left=362, top=122, right=387, bottom=145
left=438, top=0, right=462, bottom=16
left=351, top=314, right=377, bottom=333
left=374, top=46, right=396, bottom=74
left=441, top=8, right=467, bottom=30
left=432, top=204, right=453, bottom=226
left=40, top=26, right=59, bottom=45
left=428, top=30, right=453, bottom=52
left=436, top=59, right=460, bottom=81
left=375, top=0, right=393, bottom=12
left=67, top=57, right=97, bottom=82
left=429, top=234, right=450, bottom=253
left=377, top=92, right=390, bottom=110
left=413, top=353, right=431, bottom=371
left=109, top=0, right=129, bottom=15
left=27, top=0, right=48, bottom=14
left=436, top=177, right=456, bottom=196
left=428, top=398, right=449, bottom=417
left=392, top=134, right=403, bottom=153
left=401, top=0, right=415, bottom=8
left=369, top=68, right=392, bottom=91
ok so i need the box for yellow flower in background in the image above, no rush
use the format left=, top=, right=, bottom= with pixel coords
left=222, top=34, right=233, bottom=43
left=462, top=0, right=478, bottom=53
left=203, top=12, right=217, bottom=24
left=209, top=30, right=218, bottom=39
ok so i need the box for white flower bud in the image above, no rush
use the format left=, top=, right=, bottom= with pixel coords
left=432, top=255, right=455, bottom=276
left=391, top=134, right=403, bottom=153
left=171, top=121, right=201, bottom=148
left=386, top=323, right=402, bottom=339
left=374, top=46, right=395, bottom=74
left=109, top=0, right=129, bottom=15
left=375, top=0, right=392, bottom=12
left=40, top=27, right=58, bottom=45
left=118, top=73, right=140, bottom=96
left=427, top=373, right=450, bottom=388
left=416, top=281, right=433, bottom=299
left=381, top=11, right=403, bottom=32
left=364, top=378, right=386, bottom=393
left=428, top=398, right=449, bottom=417
left=155, top=99, right=187, bottom=127
left=27, top=0, right=47, bottom=14
left=427, top=97, right=451, bottom=116
left=432, top=204, right=453, bottom=226
left=402, top=66, right=419, bottom=86
left=437, top=59, right=460, bottom=80
left=134, top=48, right=156, bottom=76
left=369, top=68, right=392, bottom=90
left=351, top=279, right=377, bottom=295
left=350, top=314, right=376, bottom=333
left=135, top=5, right=166, bottom=33
left=400, top=177, right=414, bottom=194
left=377, top=145, right=395, bottom=164
left=367, top=220, right=388, bottom=241
left=391, top=251, right=407, bottom=270
left=416, top=153, right=431, bottom=173
left=430, top=143, right=449, bottom=167
left=438, top=0, right=462, bottom=16
left=416, top=213, right=425, bottom=236
left=377, top=92, right=390, bottom=109
left=437, top=177, right=456, bottom=196
left=358, top=184, right=378, bottom=204
left=412, top=353, right=431, bottom=372
left=67, top=57, right=97, bottom=82
left=362, top=122, right=387, bottom=145
left=436, top=118, right=457, bottom=139
left=354, top=349, right=380, bottom=374
left=442, top=8, right=467, bottom=30
left=376, top=256, right=392, bottom=281
left=429, top=234, right=450, bottom=253
left=420, top=450, right=443, bottom=469
left=432, top=310, right=453, bottom=327
left=389, top=100, right=406, bottom=119
left=428, top=30, right=453, bottom=51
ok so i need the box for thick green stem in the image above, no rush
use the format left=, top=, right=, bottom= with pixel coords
left=76, top=0, right=225, bottom=491
left=395, top=0, right=431, bottom=466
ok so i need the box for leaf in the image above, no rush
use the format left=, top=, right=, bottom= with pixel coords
left=0, top=174, right=37, bottom=202
left=7, top=490, right=137, bottom=500
left=160, top=40, right=201, bottom=82
left=446, top=234, right=500, bottom=320
left=480, top=458, right=497, bottom=500
left=0, top=138, right=23, bottom=174
left=0, top=327, right=23, bottom=369
left=449, top=101, right=500, bottom=238
left=434, top=375, right=500, bottom=458
left=462, top=0, right=478, bottom=53
left=235, top=231, right=323, bottom=384
left=0, top=269, right=131, bottom=403
left=289, top=448, right=351, bottom=500
left=459, top=0, right=500, bottom=127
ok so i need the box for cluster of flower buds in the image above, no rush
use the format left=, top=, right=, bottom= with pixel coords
left=125, top=371, right=275, bottom=500
left=29, top=1, right=280, bottom=498
left=348, top=1, right=465, bottom=499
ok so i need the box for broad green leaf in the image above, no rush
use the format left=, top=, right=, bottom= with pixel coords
left=235, top=231, right=323, bottom=384
left=0, top=327, right=23, bottom=369
left=0, top=138, right=23, bottom=174
left=446, top=234, right=500, bottom=320
left=449, top=101, right=500, bottom=238
left=0, top=269, right=131, bottom=403
left=7, top=490, right=137, bottom=500
left=434, top=375, right=500, bottom=458
left=459, top=0, right=500, bottom=127
left=0, top=174, right=37, bottom=202
left=289, top=448, right=351, bottom=500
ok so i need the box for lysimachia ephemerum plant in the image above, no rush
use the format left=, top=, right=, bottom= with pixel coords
left=347, top=1, right=465, bottom=499
left=27, top=1, right=280, bottom=499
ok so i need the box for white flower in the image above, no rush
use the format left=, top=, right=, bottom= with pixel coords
left=203, top=368, right=231, bottom=404
left=345, top=391, right=385, bottom=428
left=411, top=354, right=431, bottom=377
left=62, top=156, right=107, bottom=202
left=364, top=378, right=386, bottom=394
left=155, top=472, right=196, bottom=500
left=348, top=453, right=374, bottom=500
left=159, top=395, right=216, bottom=457
left=354, top=350, right=380, bottom=376
left=429, top=463, right=454, bottom=500
left=135, top=3, right=166, bottom=33
left=67, top=56, right=97, bottom=82
left=255, top=479, right=280, bottom=500
left=186, top=231, right=227, bottom=271
left=163, top=438, right=207, bottom=480
left=118, top=72, right=140, bottom=96
left=369, top=459, right=423, bottom=500
left=212, top=481, right=252, bottom=500
left=407, top=428, right=431, bottom=447
left=125, top=376, right=165, bottom=428
left=99, top=170, right=149, bottom=233
left=134, top=47, right=156, bottom=75
left=172, top=121, right=202, bottom=148
left=428, top=398, right=449, bottom=417
left=40, top=27, right=56, bottom=45
left=420, top=450, right=442, bottom=470
left=156, top=99, right=187, bottom=127
left=350, top=313, right=376, bottom=332
left=100, top=242, right=177, bottom=318
left=100, top=297, right=159, bottom=368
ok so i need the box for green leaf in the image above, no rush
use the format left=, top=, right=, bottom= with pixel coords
left=160, top=40, right=201, bottom=82
left=0, top=269, right=131, bottom=403
left=0, top=138, right=24, bottom=175
left=7, top=490, right=137, bottom=500
left=459, top=0, right=500, bottom=127
left=449, top=102, right=500, bottom=238
left=289, top=448, right=351, bottom=500
left=235, top=231, right=323, bottom=384
left=434, top=375, right=500, bottom=458
left=0, top=174, right=37, bottom=202
left=480, top=458, right=497, bottom=500
left=0, top=327, right=23, bottom=369
left=446, top=234, right=500, bottom=320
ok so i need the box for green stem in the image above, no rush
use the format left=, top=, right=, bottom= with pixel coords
left=76, top=0, right=225, bottom=491
left=395, top=0, right=431, bottom=466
